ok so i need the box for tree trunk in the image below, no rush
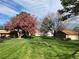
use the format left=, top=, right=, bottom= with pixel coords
left=17, top=32, right=21, bottom=39
left=17, top=29, right=23, bottom=39
left=53, top=30, right=56, bottom=39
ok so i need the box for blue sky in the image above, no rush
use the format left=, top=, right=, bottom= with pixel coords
left=0, top=0, right=63, bottom=25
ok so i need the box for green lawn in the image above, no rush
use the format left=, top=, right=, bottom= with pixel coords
left=0, top=36, right=79, bottom=59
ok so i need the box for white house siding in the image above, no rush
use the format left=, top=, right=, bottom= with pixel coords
left=6, top=34, right=10, bottom=37
left=46, top=32, right=53, bottom=36
left=35, top=31, right=54, bottom=36
left=66, top=35, right=79, bottom=40
left=35, top=31, right=41, bottom=36
left=35, top=33, right=41, bottom=36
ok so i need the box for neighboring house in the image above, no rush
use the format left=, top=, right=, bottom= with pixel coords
left=0, top=29, right=78, bottom=40
left=35, top=30, right=53, bottom=36
left=46, top=31, right=53, bottom=36
left=0, top=30, right=10, bottom=38
left=63, top=29, right=79, bottom=40
left=35, top=29, right=41, bottom=36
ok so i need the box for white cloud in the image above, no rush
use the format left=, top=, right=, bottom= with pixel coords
left=14, top=0, right=55, bottom=18
left=0, top=4, right=18, bottom=17
left=0, top=0, right=63, bottom=24
left=64, top=16, right=79, bottom=29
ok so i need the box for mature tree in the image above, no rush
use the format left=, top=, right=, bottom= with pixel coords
left=40, top=17, right=54, bottom=35
left=59, top=0, right=79, bottom=20
left=5, top=12, right=37, bottom=38
left=40, top=13, right=65, bottom=35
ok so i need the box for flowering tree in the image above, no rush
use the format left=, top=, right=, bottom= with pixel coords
left=5, top=12, right=37, bottom=38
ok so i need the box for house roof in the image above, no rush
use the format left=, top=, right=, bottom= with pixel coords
left=0, top=30, right=10, bottom=34
left=62, top=29, right=79, bottom=35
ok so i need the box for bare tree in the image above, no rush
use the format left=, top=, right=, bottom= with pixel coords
left=40, top=12, right=65, bottom=36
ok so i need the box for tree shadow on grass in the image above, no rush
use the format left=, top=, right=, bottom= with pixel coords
left=58, top=40, right=79, bottom=48
left=30, top=36, right=79, bottom=59
left=23, top=36, right=35, bottom=39
left=0, top=36, right=12, bottom=43
left=40, top=36, right=54, bottom=40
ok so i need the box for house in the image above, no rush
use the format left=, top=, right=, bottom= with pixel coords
left=0, top=30, right=10, bottom=38
left=62, top=29, right=79, bottom=40
left=35, top=29, right=41, bottom=36
left=46, top=31, right=53, bottom=36
left=35, top=29, right=53, bottom=36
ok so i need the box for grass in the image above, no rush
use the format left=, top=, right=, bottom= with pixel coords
left=0, top=36, right=79, bottom=59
